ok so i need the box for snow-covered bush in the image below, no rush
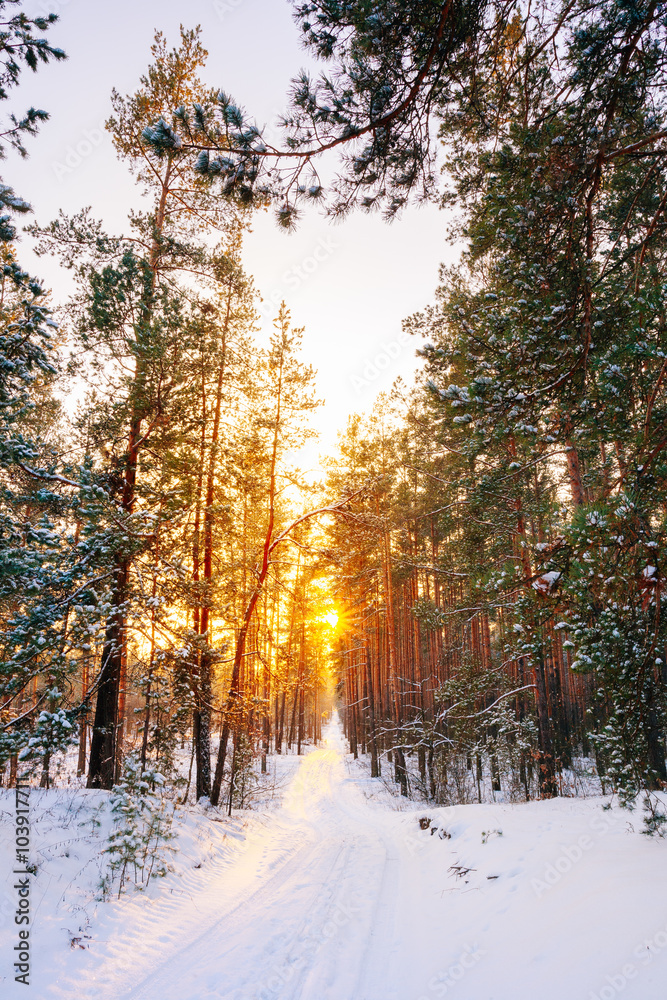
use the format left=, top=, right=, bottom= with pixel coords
left=17, top=705, right=77, bottom=763
left=100, top=755, right=176, bottom=898
left=230, top=729, right=259, bottom=809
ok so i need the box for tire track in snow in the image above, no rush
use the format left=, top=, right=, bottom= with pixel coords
left=122, top=837, right=351, bottom=1000
left=52, top=719, right=405, bottom=1000
left=350, top=837, right=401, bottom=1000
left=63, top=827, right=321, bottom=1000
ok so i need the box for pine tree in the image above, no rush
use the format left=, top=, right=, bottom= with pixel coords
left=143, top=0, right=490, bottom=223
left=0, top=3, right=78, bottom=779
left=32, top=27, right=248, bottom=788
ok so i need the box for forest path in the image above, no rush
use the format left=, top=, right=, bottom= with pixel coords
left=55, top=716, right=427, bottom=1000
left=39, top=718, right=667, bottom=1000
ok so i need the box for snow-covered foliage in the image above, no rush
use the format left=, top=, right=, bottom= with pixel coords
left=100, top=756, right=175, bottom=897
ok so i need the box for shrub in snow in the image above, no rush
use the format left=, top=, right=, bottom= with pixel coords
left=100, top=755, right=175, bottom=898
left=230, top=729, right=259, bottom=809
left=17, top=707, right=77, bottom=763
left=430, top=652, right=538, bottom=805
left=642, top=794, right=667, bottom=838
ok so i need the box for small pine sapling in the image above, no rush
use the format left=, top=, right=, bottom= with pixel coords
left=101, top=755, right=176, bottom=898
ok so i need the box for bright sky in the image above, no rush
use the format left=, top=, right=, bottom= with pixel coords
left=9, top=0, right=457, bottom=459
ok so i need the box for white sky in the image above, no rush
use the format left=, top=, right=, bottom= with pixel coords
left=8, top=0, right=457, bottom=460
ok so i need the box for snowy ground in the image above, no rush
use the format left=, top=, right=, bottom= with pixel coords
left=2, top=714, right=667, bottom=1000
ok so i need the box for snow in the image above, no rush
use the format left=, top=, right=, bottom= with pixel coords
left=532, top=570, right=561, bottom=593
left=2, top=715, right=667, bottom=999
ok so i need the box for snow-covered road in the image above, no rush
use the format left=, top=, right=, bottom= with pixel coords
left=6, top=713, right=666, bottom=1000
left=56, top=719, right=419, bottom=1000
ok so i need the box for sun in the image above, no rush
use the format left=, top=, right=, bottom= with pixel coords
left=322, top=610, right=339, bottom=629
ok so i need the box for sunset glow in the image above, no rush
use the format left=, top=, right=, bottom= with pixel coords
left=5, top=4, right=661, bottom=997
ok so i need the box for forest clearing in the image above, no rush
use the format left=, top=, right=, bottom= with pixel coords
left=2, top=0, right=667, bottom=996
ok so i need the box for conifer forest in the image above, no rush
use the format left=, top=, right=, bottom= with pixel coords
left=1, top=2, right=667, bottom=998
